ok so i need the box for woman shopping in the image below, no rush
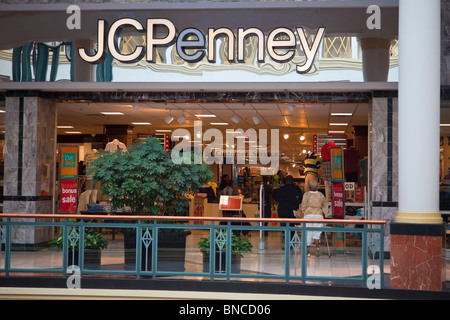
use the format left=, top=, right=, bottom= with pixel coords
left=301, top=179, right=328, bottom=257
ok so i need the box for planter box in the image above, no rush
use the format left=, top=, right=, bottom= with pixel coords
left=123, top=229, right=191, bottom=272
left=202, top=250, right=241, bottom=274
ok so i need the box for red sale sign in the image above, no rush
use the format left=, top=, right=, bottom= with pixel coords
left=332, top=183, right=345, bottom=218
left=60, top=180, right=78, bottom=212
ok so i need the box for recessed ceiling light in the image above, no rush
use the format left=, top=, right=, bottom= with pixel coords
left=57, top=125, right=74, bottom=129
left=299, top=135, right=306, bottom=141
left=132, top=122, right=151, bottom=125
left=155, top=129, right=172, bottom=133
left=329, top=130, right=345, bottom=134
left=101, top=112, right=124, bottom=115
left=210, top=122, right=229, bottom=125
left=329, top=123, right=348, bottom=126
left=331, top=113, right=352, bottom=116
left=195, top=114, right=216, bottom=118
left=440, top=124, right=450, bottom=126
left=65, top=131, right=82, bottom=134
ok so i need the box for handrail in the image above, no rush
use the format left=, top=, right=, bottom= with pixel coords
left=0, top=213, right=386, bottom=225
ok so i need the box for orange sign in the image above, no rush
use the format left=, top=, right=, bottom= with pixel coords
left=60, top=146, right=78, bottom=178
left=330, top=147, right=344, bottom=182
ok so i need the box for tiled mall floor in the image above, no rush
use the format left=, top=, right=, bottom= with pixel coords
left=2, top=229, right=450, bottom=288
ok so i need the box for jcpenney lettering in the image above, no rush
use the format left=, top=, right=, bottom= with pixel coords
left=78, top=18, right=325, bottom=74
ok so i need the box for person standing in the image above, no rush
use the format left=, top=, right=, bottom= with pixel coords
left=301, top=179, right=328, bottom=257
left=261, top=176, right=274, bottom=228
left=275, top=175, right=303, bottom=242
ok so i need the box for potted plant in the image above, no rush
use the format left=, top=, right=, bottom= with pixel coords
left=49, top=228, right=108, bottom=269
left=89, top=137, right=213, bottom=272
left=197, top=231, right=253, bottom=273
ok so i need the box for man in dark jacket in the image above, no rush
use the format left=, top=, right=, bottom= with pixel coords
left=275, top=175, right=303, bottom=219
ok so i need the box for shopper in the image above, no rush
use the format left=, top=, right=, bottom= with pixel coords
left=301, top=179, right=328, bottom=257
left=261, top=176, right=274, bottom=229
left=275, top=175, right=303, bottom=243
left=219, top=174, right=230, bottom=192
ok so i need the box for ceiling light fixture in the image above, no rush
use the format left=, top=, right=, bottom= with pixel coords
left=299, top=135, right=306, bottom=141
left=284, top=133, right=289, bottom=139
left=231, top=114, right=240, bottom=124
left=329, top=123, right=348, bottom=126
left=329, top=130, right=345, bottom=134
left=331, top=113, right=352, bottom=116
left=288, top=104, right=295, bottom=112
left=101, top=112, right=124, bottom=115
left=252, top=115, right=261, bottom=125
left=57, top=125, right=74, bottom=129
left=132, top=122, right=151, bottom=125
left=210, top=122, right=229, bottom=125
left=155, top=129, right=172, bottom=133
left=195, top=114, right=216, bottom=118
left=65, top=131, right=82, bottom=134
left=178, top=114, right=186, bottom=124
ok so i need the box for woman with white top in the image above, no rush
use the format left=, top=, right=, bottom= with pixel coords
left=301, top=179, right=328, bottom=256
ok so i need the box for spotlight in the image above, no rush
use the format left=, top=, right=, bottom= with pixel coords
left=231, top=114, right=240, bottom=124
left=300, top=135, right=306, bottom=141
left=178, top=114, right=186, bottom=124
left=165, top=115, right=174, bottom=124
left=284, top=133, right=289, bottom=139
left=252, top=115, right=260, bottom=125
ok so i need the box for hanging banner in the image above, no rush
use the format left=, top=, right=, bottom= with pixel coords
left=330, top=147, right=344, bottom=182
left=60, top=146, right=79, bottom=178
left=332, top=182, right=345, bottom=218
left=60, top=179, right=78, bottom=212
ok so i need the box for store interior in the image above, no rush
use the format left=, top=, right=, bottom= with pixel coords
left=53, top=98, right=369, bottom=216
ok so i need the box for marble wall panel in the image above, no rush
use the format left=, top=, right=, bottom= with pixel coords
left=4, top=96, right=56, bottom=246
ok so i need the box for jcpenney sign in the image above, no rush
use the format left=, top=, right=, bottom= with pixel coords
left=78, top=18, right=325, bottom=74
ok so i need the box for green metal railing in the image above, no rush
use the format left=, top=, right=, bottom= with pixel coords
left=0, top=214, right=385, bottom=288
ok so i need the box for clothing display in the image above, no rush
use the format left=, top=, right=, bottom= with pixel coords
left=303, top=152, right=321, bottom=176
left=344, top=146, right=359, bottom=182
left=358, top=156, right=368, bottom=186
left=105, top=139, right=127, bottom=153
left=321, top=141, right=336, bottom=161
left=84, top=149, right=98, bottom=180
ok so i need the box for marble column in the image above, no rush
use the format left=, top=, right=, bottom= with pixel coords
left=4, top=95, right=56, bottom=249
left=369, top=94, right=398, bottom=256
left=391, top=0, right=443, bottom=291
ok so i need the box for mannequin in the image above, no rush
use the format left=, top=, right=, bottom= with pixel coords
left=105, top=139, right=127, bottom=153
left=77, top=149, right=99, bottom=213
left=303, top=152, right=321, bottom=192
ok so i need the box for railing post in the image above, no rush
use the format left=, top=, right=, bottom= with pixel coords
left=136, top=220, right=141, bottom=279
left=152, top=219, right=158, bottom=279
left=79, top=219, right=85, bottom=277
left=4, top=217, right=11, bottom=277
left=226, top=221, right=232, bottom=281
left=209, top=221, right=215, bottom=281
left=362, top=224, right=368, bottom=287
left=284, top=223, right=290, bottom=283
left=301, top=222, right=307, bottom=284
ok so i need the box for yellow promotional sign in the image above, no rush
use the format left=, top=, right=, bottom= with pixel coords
left=60, top=146, right=78, bottom=178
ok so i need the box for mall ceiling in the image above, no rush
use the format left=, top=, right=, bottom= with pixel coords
left=55, top=100, right=369, bottom=164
